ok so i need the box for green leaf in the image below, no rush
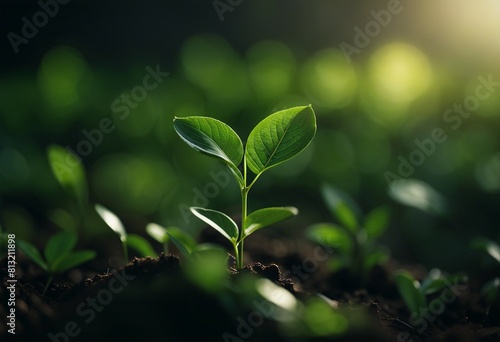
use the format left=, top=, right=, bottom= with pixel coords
left=146, top=223, right=169, bottom=244
left=482, top=277, right=500, bottom=303
left=388, top=179, right=449, bottom=217
left=54, top=250, right=96, bottom=273
left=95, top=204, right=127, bottom=243
left=186, top=244, right=229, bottom=293
left=190, top=207, right=238, bottom=242
left=127, top=234, right=157, bottom=257
left=307, top=223, right=352, bottom=256
left=18, top=240, right=48, bottom=270
left=472, top=237, right=500, bottom=263
left=167, top=227, right=197, bottom=252
left=245, top=207, right=298, bottom=236
left=47, top=144, right=87, bottom=203
left=44, top=232, right=77, bottom=266
left=166, top=231, right=192, bottom=259
left=173, top=116, right=243, bottom=176
left=245, top=105, right=316, bottom=175
left=364, top=206, right=390, bottom=239
left=394, top=271, right=426, bottom=316
left=321, top=184, right=359, bottom=232
left=363, top=247, right=389, bottom=273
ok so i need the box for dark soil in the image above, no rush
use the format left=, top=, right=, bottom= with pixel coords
left=1, top=245, right=499, bottom=341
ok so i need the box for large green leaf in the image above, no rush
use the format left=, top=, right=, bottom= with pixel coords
left=44, top=232, right=77, bottom=265
left=190, top=207, right=238, bottom=242
left=54, top=250, right=96, bottom=273
left=173, top=116, right=243, bottom=169
left=244, top=207, right=298, bottom=236
left=18, top=240, right=48, bottom=270
left=127, top=234, right=157, bottom=257
left=364, top=206, right=390, bottom=239
left=47, top=144, right=87, bottom=203
left=95, top=204, right=127, bottom=243
left=394, top=271, right=426, bottom=316
left=245, top=105, right=316, bottom=175
left=307, top=223, right=352, bottom=256
left=321, top=184, right=359, bottom=232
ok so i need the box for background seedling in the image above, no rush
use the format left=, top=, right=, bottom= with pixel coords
left=173, top=105, right=316, bottom=269
left=307, top=184, right=390, bottom=281
left=472, top=237, right=500, bottom=302
left=17, top=231, right=96, bottom=295
left=394, top=269, right=467, bottom=319
left=146, top=222, right=197, bottom=255
left=95, top=204, right=156, bottom=263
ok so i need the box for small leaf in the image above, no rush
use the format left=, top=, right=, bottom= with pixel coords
left=364, top=206, right=390, bottom=239
left=307, top=223, right=352, bottom=256
left=394, top=271, right=426, bottom=316
left=321, top=184, right=360, bottom=232
left=18, top=240, right=48, bottom=270
left=363, top=247, right=389, bottom=273
left=44, top=232, right=77, bottom=266
left=146, top=223, right=169, bottom=244
left=472, top=237, right=500, bottom=263
left=166, top=231, right=192, bottom=259
left=482, top=277, right=500, bottom=303
left=190, top=207, right=238, bottom=242
left=173, top=116, right=243, bottom=170
left=47, top=144, right=87, bottom=203
left=388, top=179, right=449, bottom=217
left=95, top=204, right=127, bottom=242
left=54, top=250, right=96, bottom=273
left=246, top=105, right=316, bottom=175
left=245, top=207, right=298, bottom=236
left=127, top=234, right=157, bottom=257
left=167, top=227, right=198, bottom=252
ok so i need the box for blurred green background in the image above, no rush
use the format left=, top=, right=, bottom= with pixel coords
left=1, top=0, right=499, bottom=272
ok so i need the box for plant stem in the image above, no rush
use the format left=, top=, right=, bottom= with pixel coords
left=237, top=155, right=249, bottom=270
left=43, top=276, right=53, bottom=296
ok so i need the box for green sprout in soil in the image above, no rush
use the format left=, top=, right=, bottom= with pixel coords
left=307, top=184, right=390, bottom=281
left=17, top=232, right=96, bottom=295
left=394, top=269, right=467, bottom=319
left=472, top=237, right=500, bottom=302
left=95, top=204, right=156, bottom=262
left=146, top=223, right=196, bottom=255
left=173, top=105, right=316, bottom=269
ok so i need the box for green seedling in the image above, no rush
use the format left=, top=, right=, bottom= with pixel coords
left=173, top=105, right=316, bottom=269
left=146, top=222, right=197, bottom=255
left=17, top=232, right=96, bottom=295
left=307, top=184, right=390, bottom=280
left=472, top=237, right=500, bottom=302
left=95, top=204, right=156, bottom=263
left=394, top=269, right=467, bottom=319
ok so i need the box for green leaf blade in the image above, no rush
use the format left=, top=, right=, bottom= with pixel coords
left=146, top=223, right=169, bottom=244
left=18, top=240, right=48, bottom=270
left=244, top=207, right=298, bottom=236
left=190, top=207, right=238, bottom=242
left=95, top=204, right=127, bottom=242
left=321, top=184, right=359, bottom=232
left=166, top=231, right=193, bottom=259
left=307, top=223, right=352, bottom=256
left=54, top=250, right=96, bottom=273
left=472, top=237, right=500, bottom=263
left=245, top=105, right=316, bottom=175
left=394, top=271, right=427, bottom=316
left=173, top=116, right=244, bottom=168
left=127, top=234, right=157, bottom=257
left=364, top=206, right=390, bottom=239
left=44, top=232, right=77, bottom=265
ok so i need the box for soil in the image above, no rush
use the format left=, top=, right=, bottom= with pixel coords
left=1, top=239, right=499, bottom=342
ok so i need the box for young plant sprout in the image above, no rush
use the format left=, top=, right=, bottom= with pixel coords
left=17, top=232, right=96, bottom=295
left=307, top=184, right=390, bottom=280
left=146, top=222, right=197, bottom=255
left=472, top=237, right=500, bottom=302
left=95, top=204, right=157, bottom=262
left=394, top=269, right=467, bottom=319
left=173, top=105, right=316, bottom=269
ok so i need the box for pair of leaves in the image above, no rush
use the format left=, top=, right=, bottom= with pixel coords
left=321, top=184, right=390, bottom=239
left=18, top=232, right=95, bottom=274
left=173, top=105, right=316, bottom=184
left=146, top=223, right=197, bottom=257
left=190, top=206, right=298, bottom=245
left=95, top=204, right=157, bottom=258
